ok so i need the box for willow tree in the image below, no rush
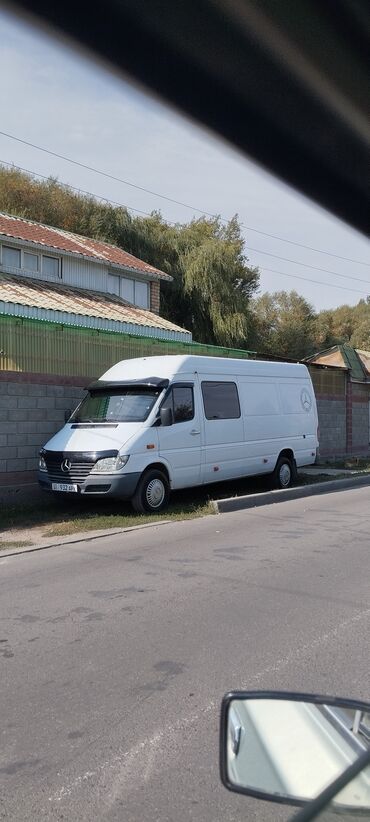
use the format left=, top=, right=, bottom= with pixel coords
left=0, top=165, right=259, bottom=346
left=159, top=215, right=259, bottom=346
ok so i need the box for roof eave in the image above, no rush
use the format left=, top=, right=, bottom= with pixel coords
left=0, top=301, right=191, bottom=341
left=0, top=231, right=172, bottom=281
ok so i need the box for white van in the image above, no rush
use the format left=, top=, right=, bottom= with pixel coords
left=38, top=355, right=318, bottom=512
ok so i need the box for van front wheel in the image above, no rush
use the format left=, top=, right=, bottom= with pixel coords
left=131, top=469, right=170, bottom=514
left=272, top=456, right=294, bottom=490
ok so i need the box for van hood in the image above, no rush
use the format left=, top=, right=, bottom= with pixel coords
left=44, top=423, right=140, bottom=454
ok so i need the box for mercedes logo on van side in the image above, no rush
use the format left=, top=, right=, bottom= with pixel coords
left=61, top=458, right=72, bottom=472
left=301, top=389, right=312, bottom=412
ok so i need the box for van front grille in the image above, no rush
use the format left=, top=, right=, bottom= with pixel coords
left=42, top=449, right=118, bottom=484
left=44, top=453, right=95, bottom=484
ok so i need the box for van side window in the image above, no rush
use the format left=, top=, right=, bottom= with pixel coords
left=201, top=381, right=240, bottom=420
left=162, top=386, right=194, bottom=423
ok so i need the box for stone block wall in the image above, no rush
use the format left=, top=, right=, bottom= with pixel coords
left=351, top=384, right=370, bottom=452
left=0, top=372, right=85, bottom=488
left=308, top=365, right=346, bottom=459
left=315, top=397, right=346, bottom=459
left=1, top=365, right=370, bottom=492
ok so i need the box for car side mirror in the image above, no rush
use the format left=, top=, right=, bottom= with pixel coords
left=220, top=691, right=370, bottom=811
left=160, top=407, right=173, bottom=427
left=64, top=409, right=72, bottom=423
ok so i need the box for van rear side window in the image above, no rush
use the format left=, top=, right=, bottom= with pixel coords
left=201, top=381, right=240, bottom=420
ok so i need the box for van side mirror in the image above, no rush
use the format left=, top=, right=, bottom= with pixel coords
left=64, top=409, right=72, bottom=423
left=160, top=407, right=173, bottom=427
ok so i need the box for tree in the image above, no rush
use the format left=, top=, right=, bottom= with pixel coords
left=249, top=290, right=316, bottom=359
left=0, top=165, right=259, bottom=346
left=161, top=216, right=259, bottom=346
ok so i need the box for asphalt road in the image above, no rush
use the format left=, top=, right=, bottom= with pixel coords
left=1, top=486, right=370, bottom=822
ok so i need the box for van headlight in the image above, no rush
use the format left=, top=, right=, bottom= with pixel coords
left=39, top=455, right=47, bottom=472
left=92, top=455, right=129, bottom=474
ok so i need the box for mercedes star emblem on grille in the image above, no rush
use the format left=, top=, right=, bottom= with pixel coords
left=61, top=459, right=72, bottom=472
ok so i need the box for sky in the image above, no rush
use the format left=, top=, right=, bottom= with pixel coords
left=0, top=9, right=369, bottom=313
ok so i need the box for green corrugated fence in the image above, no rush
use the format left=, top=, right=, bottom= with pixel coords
left=0, top=315, right=251, bottom=378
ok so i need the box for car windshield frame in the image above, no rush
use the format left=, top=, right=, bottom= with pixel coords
left=70, top=387, right=162, bottom=424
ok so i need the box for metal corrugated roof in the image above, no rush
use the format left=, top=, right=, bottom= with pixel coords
left=0, top=213, right=172, bottom=280
left=307, top=344, right=369, bottom=381
left=356, top=349, right=370, bottom=376
left=0, top=273, right=191, bottom=341
left=341, top=344, right=367, bottom=381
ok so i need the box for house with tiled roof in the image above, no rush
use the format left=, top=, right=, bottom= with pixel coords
left=0, top=213, right=194, bottom=491
left=0, top=213, right=251, bottom=493
left=0, top=212, right=189, bottom=341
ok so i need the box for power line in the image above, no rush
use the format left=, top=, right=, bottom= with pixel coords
left=0, top=131, right=211, bottom=216
left=1, top=159, right=369, bottom=300
left=244, top=227, right=369, bottom=266
left=0, top=159, right=163, bottom=220
left=1, top=159, right=368, bottom=290
left=248, top=247, right=370, bottom=285
left=261, top=267, right=370, bottom=296
left=0, top=129, right=369, bottom=267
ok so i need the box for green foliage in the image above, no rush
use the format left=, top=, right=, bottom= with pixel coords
left=1, top=165, right=369, bottom=359
left=0, top=166, right=259, bottom=347
left=314, top=299, right=370, bottom=352
left=249, top=290, right=316, bottom=359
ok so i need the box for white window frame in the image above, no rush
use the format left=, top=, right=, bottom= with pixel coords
left=108, top=272, right=150, bottom=309
left=134, top=279, right=150, bottom=310
left=41, top=254, right=62, bottom=279
left=107, top=273, right=121, bottom=295
left=1, top=244, right=22, bottom=270
left=1, top=244, right=62, bottom=279
left=23, top=250, right=40, bottom=272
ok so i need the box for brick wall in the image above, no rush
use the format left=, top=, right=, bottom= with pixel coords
left=0, top=372, right=85, bottom=488
left=150, top=281, right=160, bottom=314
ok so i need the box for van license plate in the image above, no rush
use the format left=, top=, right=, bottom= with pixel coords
left=52, top=483, right=78, bottom=493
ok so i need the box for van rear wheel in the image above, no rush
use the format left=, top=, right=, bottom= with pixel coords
left=272, top=456, right=294, bottom=490
left=131, top=469, right=170, bottom=514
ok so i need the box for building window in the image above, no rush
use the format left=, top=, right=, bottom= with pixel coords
left=42, top=255, right=61, bottom=278
left=107, top=274, right=120, bottom=295
left=135, top=280, right=150, bottom=309
left=117, top=275, right=150, bottom=309
left=2, top=245, right=21, bottom=269
left=121, top=277, right=135, bottom=304
left=24, top=251, right=39, bottom=272
left=201, top=381, right=241, bottom=420
left=107, top=272, right=151, bottom=309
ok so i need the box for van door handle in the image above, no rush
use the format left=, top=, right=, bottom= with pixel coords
left=190, top=429, right=200, bottom=435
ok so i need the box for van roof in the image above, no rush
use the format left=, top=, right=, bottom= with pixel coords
left=101, top=355, right=309, bottom=382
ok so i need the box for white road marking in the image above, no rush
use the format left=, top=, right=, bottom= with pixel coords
left=48, top=605, right=370, bottom=807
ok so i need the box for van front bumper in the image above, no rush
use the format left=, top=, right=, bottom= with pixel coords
left=38, top=471, right=141, bottom=499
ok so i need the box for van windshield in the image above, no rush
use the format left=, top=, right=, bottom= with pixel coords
left=70, top=388, right=161, bottom=423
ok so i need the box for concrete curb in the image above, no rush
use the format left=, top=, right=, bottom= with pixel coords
left=0, top=519, right=172, bottom=559
left=215, top=474, right=370, bottom=514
